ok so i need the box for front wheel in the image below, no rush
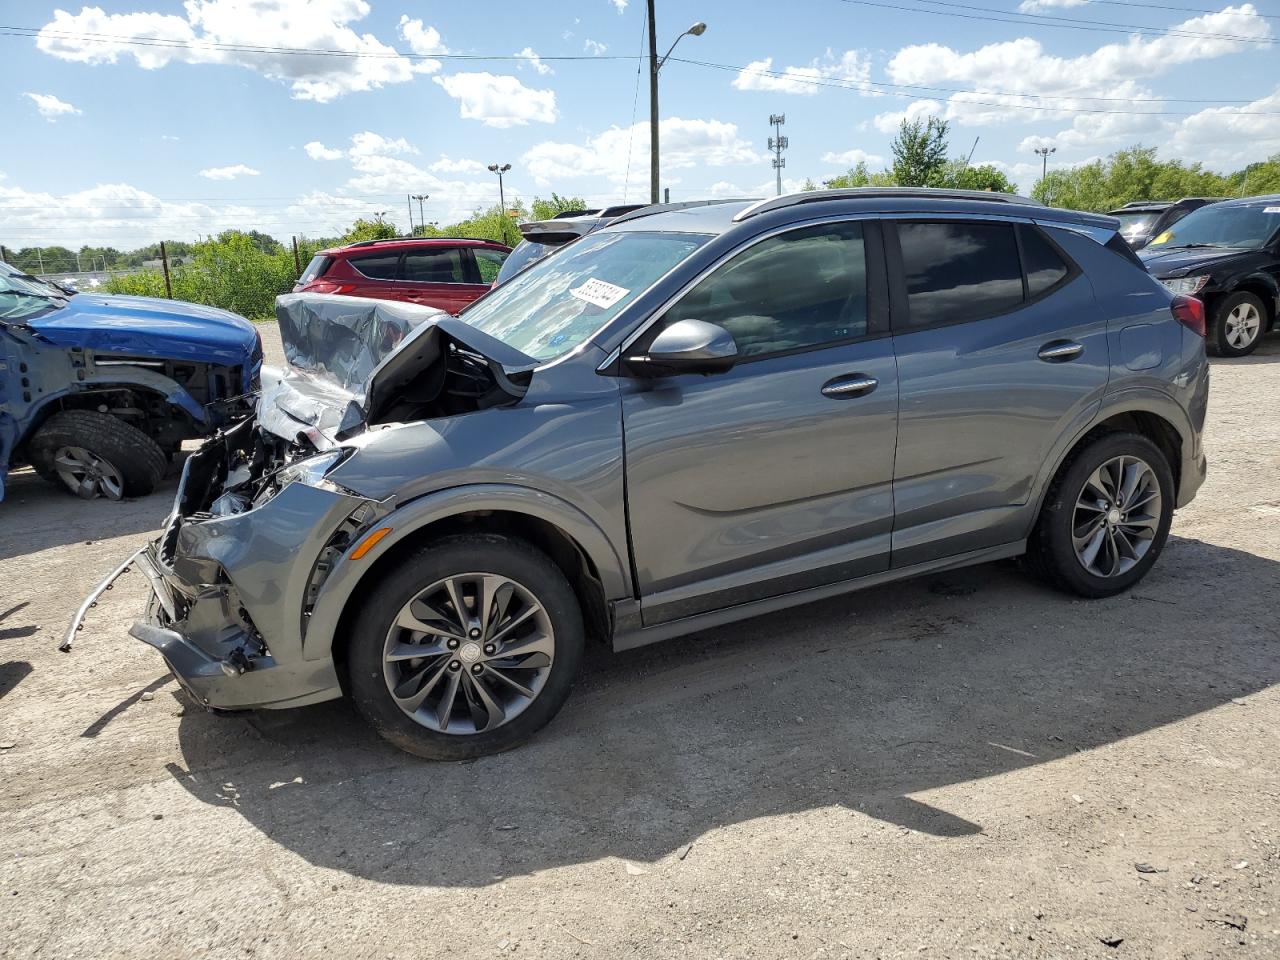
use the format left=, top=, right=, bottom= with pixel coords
left=1208, top=291, right=1267, bottom=357
left=1026, top=432, right=1175, bottom=598
left=27, top=410, right=167, bottom=500
left=347, top=534, right=585, bottom=760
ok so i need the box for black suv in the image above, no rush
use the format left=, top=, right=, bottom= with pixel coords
left=1140, top=195, right=1280, bottom=356
left=1109, top=197, right=1222, bottom=250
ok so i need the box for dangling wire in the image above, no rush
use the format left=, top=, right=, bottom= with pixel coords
left=622, top=4, right=647, bottom=203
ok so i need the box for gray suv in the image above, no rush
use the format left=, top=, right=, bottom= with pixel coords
left=71, top=189, right=1209, bottom=759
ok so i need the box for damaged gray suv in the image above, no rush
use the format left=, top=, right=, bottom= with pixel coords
left=69, top=191, right=1209, bottom=759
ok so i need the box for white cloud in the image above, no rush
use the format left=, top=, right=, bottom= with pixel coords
left=349, top=132, right=417, bottom=158
left=880, top=6, right=1273, bottom=133
left=872, top=99, right=943, bottom=134
left=1169, top=87, right=1280, bottom=168
left=524, top=117, right=762, bottom=187
left=304, top=141, right=344, bottom=161
left=428, top=155, right=487, bottom=174
left=609, top=0, right=628, bottom=12
left=515, top=47, right=553, bottom=75
left=198, top=163, right=261, bottom=180
left=432, top=72, right=557, bottom=128
left=160, top=134, right=180, bottom=141
left=732, top=50, right=872, bottom=96
left=25, top=92, right=80, bottom=121
left=1018, top=0, right=1089, bottom=11
left=821, top=148, right=885, bottom=167
left=36, top=1, right=447, bottom=102
left=583, top=38, right=608, bottom=56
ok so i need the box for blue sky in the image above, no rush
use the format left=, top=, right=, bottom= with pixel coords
left=1, top=0, right=1277, bottom=250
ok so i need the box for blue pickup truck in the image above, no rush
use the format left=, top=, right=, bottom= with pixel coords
left=0, top=263, right=262, bottom=501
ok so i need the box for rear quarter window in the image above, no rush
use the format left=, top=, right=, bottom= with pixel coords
left=299, top=255, right=331, bottom=285
left=1019, top=224, right=1072, bottom=298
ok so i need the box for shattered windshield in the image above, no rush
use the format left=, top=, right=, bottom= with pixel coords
left=0, top=270, right=67, bottom=322
left=460, top=230, right=710, bottom=361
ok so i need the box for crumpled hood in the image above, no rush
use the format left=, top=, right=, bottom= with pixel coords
left=259, top=293, right=535, bottom=445
left=1138, top=246, right=1255, bottom=278
left=27, top=293, right=260, bottom=368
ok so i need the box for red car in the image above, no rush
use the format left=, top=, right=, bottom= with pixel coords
left=295, top=237, right=512, bottom=314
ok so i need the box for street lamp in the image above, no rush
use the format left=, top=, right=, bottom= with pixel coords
left=648, top=6, right=707, bottom=203
left=411, top=193, right=429, bottom=233
left=487, top=163, right=512, bottom=216
left=1034, top=145, right=1056, bottom=184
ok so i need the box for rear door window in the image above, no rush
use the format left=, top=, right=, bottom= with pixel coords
left=897, top=221, right=1024, bottom=328
left=403, top=248, right=466, bottom=283
left=349, top=252, right=400, bottom=280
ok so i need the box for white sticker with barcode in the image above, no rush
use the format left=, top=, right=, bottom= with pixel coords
left=569, top=277, right=630, bottom=309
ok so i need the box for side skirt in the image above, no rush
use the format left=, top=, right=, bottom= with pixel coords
left=610, top=540, right=1026, bottom=653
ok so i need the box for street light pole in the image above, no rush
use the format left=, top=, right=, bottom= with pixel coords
left=1034, top=145, right=1056, bottom=184
left=648, top=7, right=707, bottom=204
left=487, top=164, right=511, bottom=216
left=412, top=194, right=429, bottom=233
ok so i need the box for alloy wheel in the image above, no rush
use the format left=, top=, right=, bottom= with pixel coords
left=1224, top=302, right=1262, bottom=351
left=1071, top=455, right=1162, bottom=578
left=53, top=445, right=125, bottom=500
left=382, top=572, right=555, bottom=735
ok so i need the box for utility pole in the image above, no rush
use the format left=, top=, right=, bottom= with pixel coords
left=769, top=114, right=788, bottom=196
left=159, top=241, right=172, bottom=299
left=407, top=194, right=414, bottom=233
left=648, top=0, right=659, bottom=204
left=291, top=236, right=302, bottom=278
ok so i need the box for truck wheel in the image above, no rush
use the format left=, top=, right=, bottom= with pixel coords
left=347, top=533, right=585, bottom=760
left=27, top=411, right=167, bottom=500
left=1026, top=431, right=1174, bottom=599
left=1208, top=291, right=1267, bottom=357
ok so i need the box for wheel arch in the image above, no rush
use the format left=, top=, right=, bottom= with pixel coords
left=306, top=484, right=631, bottom=675
left=1225, top=278, right=1278, bottom=330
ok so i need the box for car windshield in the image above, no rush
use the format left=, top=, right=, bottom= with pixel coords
left=461, top=230, right=710, bottom=360
left=1147, top=203, right=1280, bottom=250
left=0, top=269, right=67, bottom=322
left=493, top=239, right=561, bottom=286
left=1113, top=211, right=1161, bottom=240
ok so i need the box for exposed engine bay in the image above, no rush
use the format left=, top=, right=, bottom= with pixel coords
left=176, top=292, right=536, bottom=517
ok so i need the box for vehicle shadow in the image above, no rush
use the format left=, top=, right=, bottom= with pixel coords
left=0, top=465, right=182, bottom=562
left=0, top=661, right=33, bottom=701
left=167, top=535, right=1279, bottom=887
left=1212, top=335, right=1280, bottom=365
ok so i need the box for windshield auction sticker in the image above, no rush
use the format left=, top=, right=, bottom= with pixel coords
left=569, top=278, right=630, bottom=309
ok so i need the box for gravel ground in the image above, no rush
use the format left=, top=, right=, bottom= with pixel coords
left=1, top=326, right=1278, bottom=960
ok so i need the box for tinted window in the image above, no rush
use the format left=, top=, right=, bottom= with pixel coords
left=349, top=252, right=400, bottom=280
left=899, top=222, right=1023, bottom=328
left=298, top=254, right=331, bottom=285
left=473, top=248, right=509, bottom=284
left=403, top=248, right=465, bottom=283
left=663, top=221, right=868, bottom=359
left=495, top=240, right=564, bottom=285
left=1020, top=225, right=1070, bottom=298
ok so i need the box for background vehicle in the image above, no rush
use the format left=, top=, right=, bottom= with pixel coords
left=493, top=204, right=648, bottom=286
left=102, top=189, right=1208, bottom=760
left=1140, top=195, right=1280, bottom=356
left=1109, top=197, right=1222, bottom=250
left=295, top=237, right=511, bottom=314
left=1, top=265, right=261, bottom=501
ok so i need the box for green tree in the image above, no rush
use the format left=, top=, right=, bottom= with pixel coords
left=823, top=161, right=895, bottom=189
left=531, top=193, right=588, bottom=220
left=1031, top=146, right=1232, bottom=211
left=941, top=161, right=1017, bottom=193
left=342, top=217, right=399, bottom=243
left=1225, top=154, right=1280, bottom=196
left=891, top=117, right=950, bottom=187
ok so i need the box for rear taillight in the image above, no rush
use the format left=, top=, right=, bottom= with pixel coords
left=302, top=280, right=356, bottom=295
left=1171, top=295, right=1205, bottom=337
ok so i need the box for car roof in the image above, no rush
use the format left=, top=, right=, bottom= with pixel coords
left=323, top=237, right=510, bottom=256
left=1213, top=194, right=1280, bottom=208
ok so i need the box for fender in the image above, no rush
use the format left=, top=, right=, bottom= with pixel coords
left=1027, top=385, right=1198, bottom=530
left=301, top=482, right=633, bottom=661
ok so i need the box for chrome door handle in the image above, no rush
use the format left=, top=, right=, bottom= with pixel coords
left=1038, top=340, right=1084, bottom=362
left=821, top=375, right=878, bottom=398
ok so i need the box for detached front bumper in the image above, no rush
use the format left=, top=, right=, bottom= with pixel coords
left=68, top=445, right=379, bottom=711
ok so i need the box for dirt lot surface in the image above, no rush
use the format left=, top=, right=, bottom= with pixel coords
left=2, top=326, right=1278, bottom=960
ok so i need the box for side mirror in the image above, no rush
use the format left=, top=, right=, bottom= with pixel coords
left=625, top=318, right=738, bottom=375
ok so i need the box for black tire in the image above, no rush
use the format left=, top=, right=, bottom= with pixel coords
left=347, top=534, right=585, bottom=760
left=1026, top=431, right=1175, bottom=599
left=1207, top=291, right=1268, bottom=358
left=27, top=410, right=167, bottom=499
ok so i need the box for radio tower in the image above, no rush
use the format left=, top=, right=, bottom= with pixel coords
left=768, top=114, right=788, bottom=196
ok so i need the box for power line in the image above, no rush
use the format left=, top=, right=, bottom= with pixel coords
left=908, top=0, right=1275, bottom=39
left=1086, top=0, right=1280, bottom=20
left=677, top=58, right=1280, bottom=116
left=834, top=0, right=1276, bottom=43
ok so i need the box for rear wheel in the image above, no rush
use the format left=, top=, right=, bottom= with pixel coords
left=1208, top=291, right=1267, bottom=357
left=27, top=410, right=167, bottom=500
left=347, top=534, right=584, bottom=760
left=1027, top=431, right=1174, bottom=598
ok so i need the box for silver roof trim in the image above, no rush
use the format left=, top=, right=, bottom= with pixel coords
left=732, top=187, right=1039, bottom=223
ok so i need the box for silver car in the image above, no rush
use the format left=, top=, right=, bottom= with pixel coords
left=69, top=190, right=1210, bottom=759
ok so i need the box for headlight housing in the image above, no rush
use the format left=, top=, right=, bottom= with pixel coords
left=276, top=449, right=346, bottom=489
left=1160, top=275, right=1210, bottom=296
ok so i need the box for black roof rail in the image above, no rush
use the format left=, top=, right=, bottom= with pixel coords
left=732, top=187, right=1039, bottom=222
left=551, top=209, right=599, bottom=219
left=345, top=236, right=508, bottom=248
left=598, top=203, right=649, bottom=218
left=606, top=199, right=754, bottom=227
